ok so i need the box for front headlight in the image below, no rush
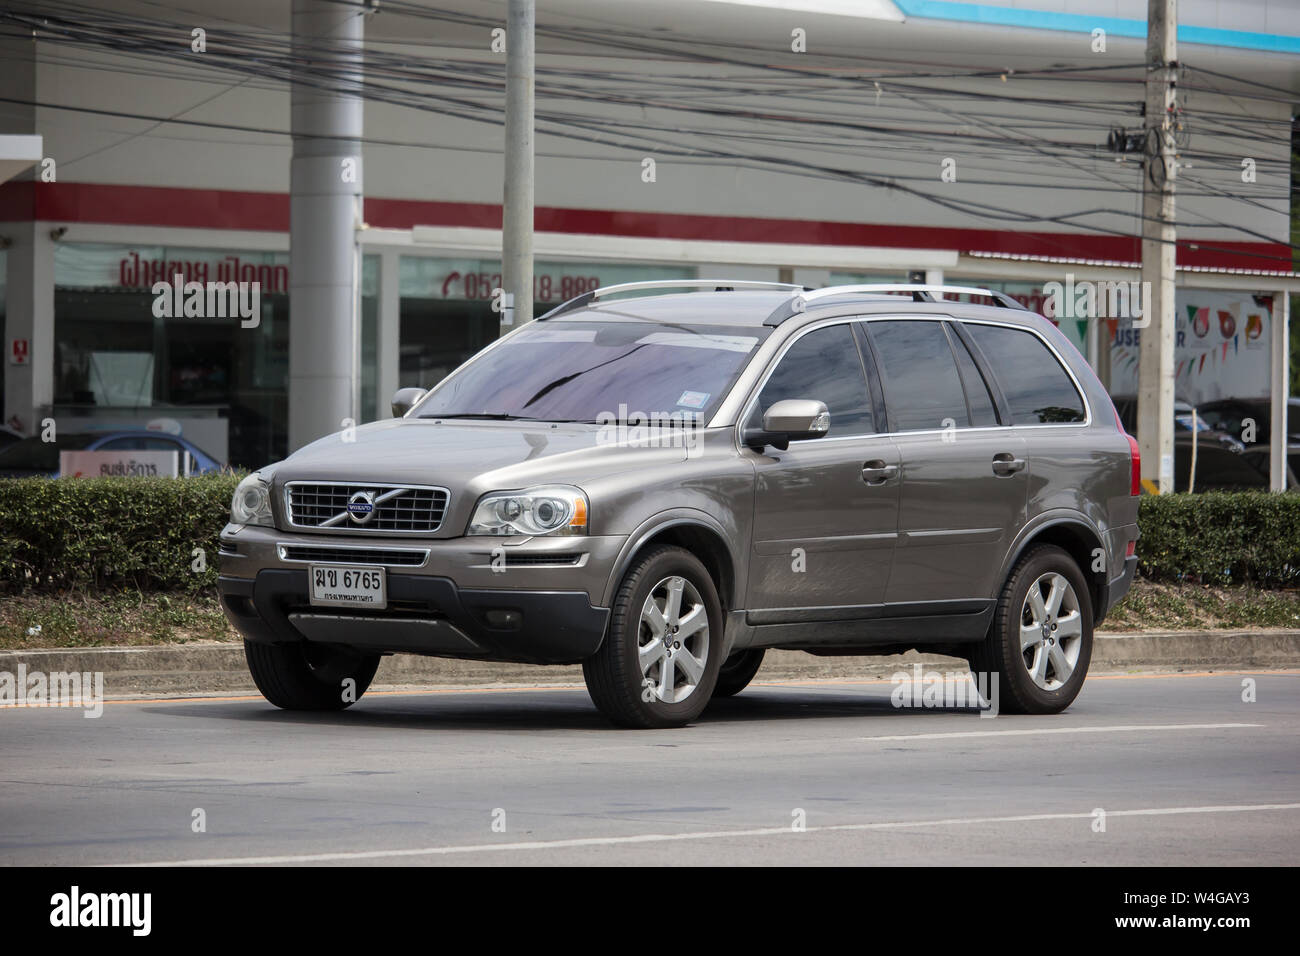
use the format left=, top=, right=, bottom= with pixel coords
left=467, top=484, right=588, bottom=536
left=231, top=473, right=275, bottom=528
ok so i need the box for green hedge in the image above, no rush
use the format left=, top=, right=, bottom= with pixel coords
left=0, top=477, right=1296, bottom=593
left=1136, top=491, right=1300, bottom=587
left=0, top=473, right=242, bottom=593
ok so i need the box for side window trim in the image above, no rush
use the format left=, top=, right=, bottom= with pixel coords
left=851, top=321, right=889, bottom=434
left=939, top=322, right=977, bottom=427
left=946, top=320, right=1011, bottom=426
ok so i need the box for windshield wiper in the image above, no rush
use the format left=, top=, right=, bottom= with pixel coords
left=422, top=412, right=594, bottom=423
left=425, top=412, right=527, bottom=420
left=521, top=344, right=648, bottom=408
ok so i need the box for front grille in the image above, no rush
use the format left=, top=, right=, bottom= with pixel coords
left=278, top=544, right=429, bottom=567
left=286, top=482, right=448, bottom=533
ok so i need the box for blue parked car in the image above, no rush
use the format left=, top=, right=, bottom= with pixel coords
left=0, top=430, right=224, bottom=478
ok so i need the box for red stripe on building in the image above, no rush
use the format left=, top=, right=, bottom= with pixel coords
left=0, top=181, right=1288, bottom=270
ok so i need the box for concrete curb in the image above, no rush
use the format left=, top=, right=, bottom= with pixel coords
left=1, top=629, right=1298, bottom=698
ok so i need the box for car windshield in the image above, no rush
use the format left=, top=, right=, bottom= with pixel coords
left=414, top=320, right=769, bottom=424
left=0, top=434, right=98, bottom=472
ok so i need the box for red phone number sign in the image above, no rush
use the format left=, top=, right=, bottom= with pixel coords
left=441, top=270, right=599, bottom=303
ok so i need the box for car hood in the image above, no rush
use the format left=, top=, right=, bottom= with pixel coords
left=271, top=417, right=691, bottom=490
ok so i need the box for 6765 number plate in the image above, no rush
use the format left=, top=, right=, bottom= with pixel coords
left=308, top=565, right=387, bottom=609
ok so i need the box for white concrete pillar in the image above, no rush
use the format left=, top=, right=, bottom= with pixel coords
left=1271, top=291, right=1291, bottom=491
left=3, top=221, right=55, bottom=435
left=377, top=247, right=401, bottom=415
left=288, top=0, right=364, bottom=451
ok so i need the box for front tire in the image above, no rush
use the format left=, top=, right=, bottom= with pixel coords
left=969, top=545, right=1093, bottom=715
left=583, top=546, right=724, bottom=728
left=244, top=640, right=380, bottom=711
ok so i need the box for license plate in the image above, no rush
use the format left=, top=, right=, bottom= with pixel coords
left=308, top=565, right=387, bottom=609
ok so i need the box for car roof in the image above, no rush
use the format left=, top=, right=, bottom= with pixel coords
left=557, top=291, right=793, bottom=328
left=551, top=289, right=1045, bottom=331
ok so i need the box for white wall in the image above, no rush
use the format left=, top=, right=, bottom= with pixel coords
left=30, top=28, right=1292, bottom=249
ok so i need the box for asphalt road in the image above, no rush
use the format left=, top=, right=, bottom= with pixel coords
left=2, top=671, right=1298, bottom=866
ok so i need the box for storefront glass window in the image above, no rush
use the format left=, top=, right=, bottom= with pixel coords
left=53, top=244, right=379, bottom=470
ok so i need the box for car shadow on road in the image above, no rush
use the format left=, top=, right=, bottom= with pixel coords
left=137, top=684, right=994, bottom=733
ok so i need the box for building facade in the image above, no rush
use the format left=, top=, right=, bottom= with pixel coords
left=1, top=0, right=1296, bottom=473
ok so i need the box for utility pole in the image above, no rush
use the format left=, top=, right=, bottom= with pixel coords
left=1137, top=0, right=1178, bottom=493
left=502, top=0, right=535, bottom=327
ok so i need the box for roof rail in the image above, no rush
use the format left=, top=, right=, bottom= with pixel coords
left=764, top=283, right=1030, bottom=326
left=537, top=279, right=809, bottom=320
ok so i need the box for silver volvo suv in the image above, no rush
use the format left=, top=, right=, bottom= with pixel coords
left=218, top=282, right=1140, bottom=728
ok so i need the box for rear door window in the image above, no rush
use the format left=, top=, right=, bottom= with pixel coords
left=866, top=320, right=970, bottom=432
left=965, top=324, right=1086, bottom=424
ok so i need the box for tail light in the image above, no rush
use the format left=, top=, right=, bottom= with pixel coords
left=1124, top=434, right=1141, bottom=495
left=1114, top=405, right=1141, bottom=496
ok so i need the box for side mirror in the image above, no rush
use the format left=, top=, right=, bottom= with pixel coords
left=391, top=387, right=428, bottom=418
left=743, top=399, right=830, bottom=450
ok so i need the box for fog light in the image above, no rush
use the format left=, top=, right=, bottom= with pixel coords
left=484, top=609, right=522, bottom=629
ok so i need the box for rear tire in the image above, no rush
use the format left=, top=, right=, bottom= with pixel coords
left=712, top=648, right=766, bottom=698
left=244, top=640, right=380, bottom=711
left=968, top=545, right=1093, bottom=715
left=583, top=546, right=724, bottom=728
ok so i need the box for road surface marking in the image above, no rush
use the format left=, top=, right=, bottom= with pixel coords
left=862, top=722, right=1262, bottom=741
left=114, top=802, right=1300, bottom=866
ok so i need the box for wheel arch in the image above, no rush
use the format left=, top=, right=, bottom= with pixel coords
left=602, top=512, right=740, bottom=612
left=1000, top=515, right=1107, bottom=622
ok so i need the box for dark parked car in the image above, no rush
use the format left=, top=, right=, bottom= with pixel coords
left=219, top=281, right=1140, bottom=728
left=0, top=430, right=224, bottom=478
left=1198, top=397, right=1300, bottom=489
left=1197, top=396, right=1300, bottom=447
left=1111, top=396, right=1268, bottom=491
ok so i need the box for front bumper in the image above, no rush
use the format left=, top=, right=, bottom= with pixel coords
left=219, top=571, right=609, bottom=664
left=217, top=525, right=619, bottom=664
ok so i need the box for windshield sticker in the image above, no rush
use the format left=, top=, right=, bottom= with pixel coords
left=677, top=391, right=710, bottom=409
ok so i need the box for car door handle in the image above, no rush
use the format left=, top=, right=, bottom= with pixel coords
left=992, top=453, right=1026, bottom=476
left=862, top=461, right=898, bottom=485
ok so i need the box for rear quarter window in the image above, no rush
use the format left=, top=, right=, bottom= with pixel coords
left=966, top=324, right=1086, bottom=425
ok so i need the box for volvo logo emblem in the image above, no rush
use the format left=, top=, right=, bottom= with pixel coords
left=347, top=491, right=376, bottom=524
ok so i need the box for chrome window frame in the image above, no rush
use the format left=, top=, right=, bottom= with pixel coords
left=728, top=313, right=1092, bottom=450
